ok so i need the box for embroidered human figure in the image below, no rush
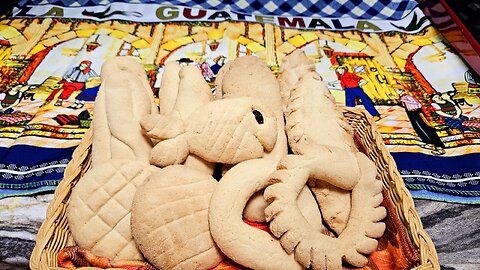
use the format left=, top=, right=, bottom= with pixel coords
left=197, top=61, right=215, bottom=82
left=394, top=87, right=445, bottom=155
left=44, top=60, right=99, bottom=106
left=0, top=84, right=33, bottom=114
left=328, top=66, right=381, bottom=120
left=210, top=55, right=226, bottom=75
left=430, top=94, right=469, bottom=132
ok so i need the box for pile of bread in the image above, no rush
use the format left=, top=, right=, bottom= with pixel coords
left=66, top=50, right=386, bottom=270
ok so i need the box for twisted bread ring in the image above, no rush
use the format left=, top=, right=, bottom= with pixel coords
left=209, top=159, right=302, bottom=270
left=264, top=152, right=386, bottom=269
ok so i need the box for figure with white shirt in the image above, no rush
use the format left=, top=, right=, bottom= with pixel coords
left=43, top=60, right=98, bottom=107
left=394, top=86, right=445, bottom=155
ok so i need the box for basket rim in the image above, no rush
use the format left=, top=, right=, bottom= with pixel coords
left=343, top=107, right=439, bottom=269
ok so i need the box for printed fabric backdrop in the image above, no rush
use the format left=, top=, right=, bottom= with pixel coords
left=0, top=0, right=479, bottom=206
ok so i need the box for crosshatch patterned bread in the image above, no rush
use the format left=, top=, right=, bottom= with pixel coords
left=67, top=161, right=158, bottom=260
left=67, top=57, right=157, bottom=260
left=141, top=97, right=279, bottom=167
left=131, top=165, right=224, bottom=270
left=215, top=55, right=287, bottom=162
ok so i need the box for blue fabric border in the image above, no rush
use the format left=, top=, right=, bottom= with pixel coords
left=391, top=152, right=480, bottom=176
left=0, top=145, right=75, bottom=197
left=0, top=185, right=58, bottom=199
left=409, top=189, right=480, bottom=204
left=392, top=152, right=480, bottom=203
left=0, top=145, right=74, bottom=166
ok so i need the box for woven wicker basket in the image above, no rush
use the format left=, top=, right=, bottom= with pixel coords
left=29, top=107, right=440, bottom=270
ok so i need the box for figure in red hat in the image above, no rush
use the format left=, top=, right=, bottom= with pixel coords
left=43, top=60, right=98, bottom=107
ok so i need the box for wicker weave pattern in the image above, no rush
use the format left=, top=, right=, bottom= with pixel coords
left=30, top=107, right=439, bottom=270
